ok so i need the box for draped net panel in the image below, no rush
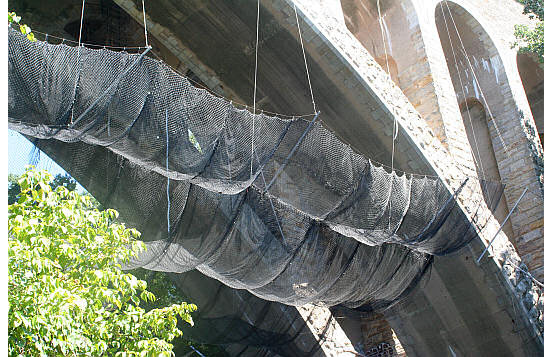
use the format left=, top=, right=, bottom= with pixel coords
left=8, top=28, right=504, bottom=312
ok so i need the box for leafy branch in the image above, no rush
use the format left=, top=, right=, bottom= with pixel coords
left=8, top=11, right=36, bottom=42
left=512, top=0, right=543, bottom=62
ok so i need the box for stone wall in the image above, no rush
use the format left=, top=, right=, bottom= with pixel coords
left=413, top=0, right=544, bottom=280
left=361, top=313, right=407, bottom=356
left=287, top=0, right=543, bottom=352
left=340, top=0, right=450, bottom=148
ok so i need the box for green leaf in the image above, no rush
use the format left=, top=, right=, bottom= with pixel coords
left=61, top=207, right=72, bottom=219
left=8, top=167, right=200, bottom=355
left=188, top=129, right=203, bottom=153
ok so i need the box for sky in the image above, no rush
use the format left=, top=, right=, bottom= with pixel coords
left=8, top=129, right=67, bottom=176
left=8, top=129, right=85, bottom=191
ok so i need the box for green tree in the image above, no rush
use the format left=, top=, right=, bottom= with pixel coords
left=9, top=173, right=78, bottom=205
left=8, top=11, right=36, bottom=42
left=8, top=167, right=197, bottom=356
left=49, top=173, right=77, bottom=192
left=130, top=269, right=226, bottom=356
left=513, top=0, right=544, bottom=62
left=8, top=174, right=21, bottom=205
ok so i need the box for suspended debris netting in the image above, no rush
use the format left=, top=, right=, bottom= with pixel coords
left=8, top=28, right=504, bottom=311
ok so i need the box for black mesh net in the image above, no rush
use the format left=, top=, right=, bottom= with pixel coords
left=8, top=28, right=505, bottom=355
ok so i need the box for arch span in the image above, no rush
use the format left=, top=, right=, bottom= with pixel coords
left=435, top=0, right=518, bottom=242
left=340, top=0, right=448, bottom=142
left=516, top=53, right=543, bottom=147
left=459, top=98, right=514, bottom=242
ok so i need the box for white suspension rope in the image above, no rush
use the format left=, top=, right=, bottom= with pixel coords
left=141, top=0, right=149, bottom=48
left=443, top=0, right=509, bottom=157
left=165, top=108, right=171, bottom=236
left=376, top=0, right=391, bottom=78
left=439, top=2, right=487, bottom=180
left=293, top=3, right=317, bottom=114
left=376, top=0, right=397, bottom=169
left=250, top=0, right=260, bottom=177
left=377, top=0, right=398, bottom=229
left=28, top=16, right=511, bottom=185
left=72, top=0, right=86, bottom=125
left=78, top=0, right=85, bottom=47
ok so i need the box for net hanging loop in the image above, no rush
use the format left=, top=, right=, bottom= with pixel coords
left=253, top=149, right=287, bottom=245
left=264, top=111, right=320, bottom=192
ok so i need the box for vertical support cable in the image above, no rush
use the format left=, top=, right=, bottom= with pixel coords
left=78, top=0, right=85, bottom=47
left=165, top=109, right=170, bottom=237
left=141, top=0, right=149, bottom=48
left=250, top=0, right=261, bottom=177
left=377, top=0, right=398, bottom=229
left=293, top=3, right=317, bottom=114
left=71, top=0, right=86, bottom=125
left=376, top=0, right=391, bottom=77
left=439, top=1, right=487, bottom=180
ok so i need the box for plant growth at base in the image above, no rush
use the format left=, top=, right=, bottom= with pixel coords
left=8, top=167, right=197, bottom=356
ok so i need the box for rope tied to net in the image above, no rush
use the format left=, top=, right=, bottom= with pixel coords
left=70, top=0, right=87, bottom=125
left=78, top=0, right=85, bottom=47
left=377, top=0, right=399, bottom=230
left=293, top=3, right=317, bottom=115
left=165, top=108, right=171, bottom=237
left=188, top=346, right=207, bottom=357
left=250, top=0, right=261, bottom=178
left=141, top=0, right=149, bottom=48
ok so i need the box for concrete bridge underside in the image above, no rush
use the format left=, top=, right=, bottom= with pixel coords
left=9, top=0, right=543, bottom=355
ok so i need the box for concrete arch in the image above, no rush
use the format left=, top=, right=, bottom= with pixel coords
left=516, top=53, right=544, bottom=147
left=434, top=1, right=545, bottom=270
left=459, top=98, right=514, bottom=243
left=339, top=0, right=449, bottom=143
left=432, top=0, right=509, bottom=60
left=374, top=54, right=400, bottom=87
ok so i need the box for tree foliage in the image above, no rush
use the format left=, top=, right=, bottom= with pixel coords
left=8, top=173, right=22, bottom=205
left=8, top=167, right=197, bottom=356
left=8, top=11, right=36, bottom=42
left=513, top=0, right=544, bottom=63
left=9, top=173, right=77, bottom=205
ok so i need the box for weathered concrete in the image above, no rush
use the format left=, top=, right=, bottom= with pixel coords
left=340, top=0, right=543, bottom=282
left=432, top=1, right=543, bottom=280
